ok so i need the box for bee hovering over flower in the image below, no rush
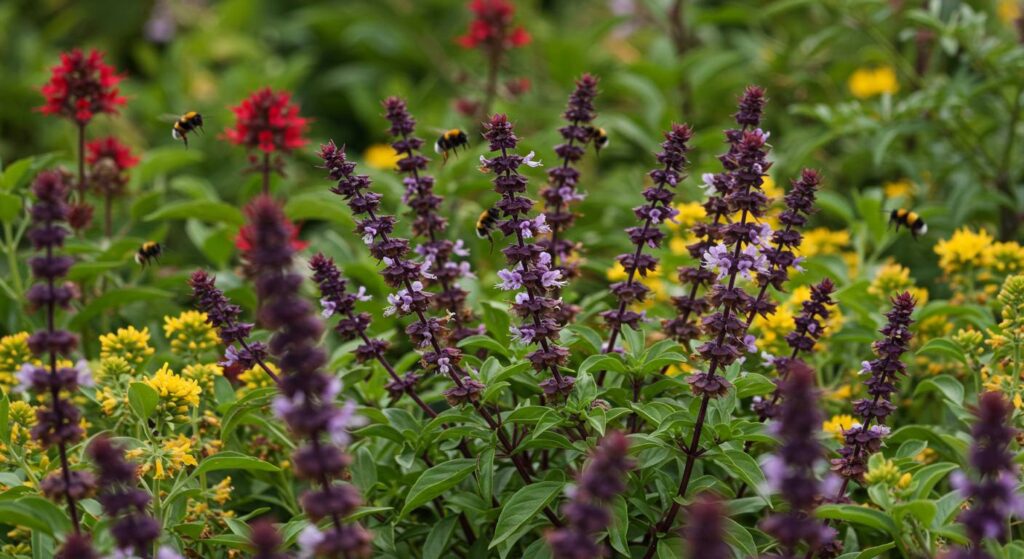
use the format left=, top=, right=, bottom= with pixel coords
left=434, top=128, right=470, bottom=163
left=888, top=208, right=928, bottom=238
left=135, top=241, right=162, bottom=267
left=591, top=126, right=609, bottom=155
left=164, top=111, right=204, bottom=148
left=476, top=206, right=500, bottom=252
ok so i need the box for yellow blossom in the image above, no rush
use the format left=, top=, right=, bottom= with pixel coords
left=182, top=363, right=224, bottom=392
left=868, top=262, right=929, bottom=304
left=830, top=384, right=853, bottom=400
left=822, top=414, right=855, bottom=442
left=213, top=476, right=233, bottom=504
left=934, top=227, right=994, bottom=275
left=100, top=326, right=155, bottom=366
left=669, top=236, right=689, bottom=257
left=883, top=179, right=915, bottom=199
left=666, top=202, right=707, bottom=232
left=848, top=66, right=899, bottom=99
left=999, top=0, right=1021, bottom=24
left=864, top=458, right=902, bottom=486
left=798, top=228, right=850, bottom=258
left=986, top=242, right=1024, bottom=276
left=761, top=176, right=782, bottom=200
left=916, top=448, right=937, bottom=464
left=665, top=362, right=695, bottom=377
left=238, top=363, right=279, bottom=393
left=363, top=143, right=402, bottom=170
left=163, top=311, right=220, bottom=356
left=8, top=401, right=37, bottom=448
left=128, top=435, right=198, bottom=480
left=0, top=332, right=32, bottom=390
left=897, top=473, right=912, bottom=489
left=144, top=364, right=201, bottom=421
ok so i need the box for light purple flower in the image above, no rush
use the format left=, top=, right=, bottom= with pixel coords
left=74, top=359, right=94, bottom=388
left=327, top=400, right=365, bottom=447
left=297, top=525, right=325, bottom=559
left=497, top=269, right=523, bottom=291
left=522, top=151, right=543, bottom=167
left=320, top=298, right=338, bottom=318
left=702, top=244, right=731, bottom=279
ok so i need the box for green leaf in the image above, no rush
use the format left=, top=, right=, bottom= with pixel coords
left=423, top=515, right=459, bottom=559
left=145, top=200, right=243, bottom=226
left=194, top=452, right=281, bottom=475
left=715, top=449, right=769, bottom=504
left=284, top=191, right=353, bottom=225
left=608, top=496, right=629, bottom=556
left=577, top=354, right=627, bottom=377
left=489, top=481, right=564, bottom=549
left=70, top=287, right=172, bottom=329
left=893, top=500, right=937, bottom=527
left=816, top=504, right=896, bottom=535
left=351, top=447, right=378, bottom=493
left=456, top=335, right=510, bottom=358
left=915, top=339, right=968, bottom=366
left=0, top=497, right=71, bottom=536
left=912, top=463, right=959, bottom=500
left=400, top=459, right=477, bottom=518
left=913, top=375, right=965, bottom=406
left=722, top=517, right=757, bottom=557
left=0, top=192, right=22, bottom=221
left=734, top=373, right=776, bottom=399
left=134, top=147, right=204, bottom=184
left=127, top=382, right=159, bottom=420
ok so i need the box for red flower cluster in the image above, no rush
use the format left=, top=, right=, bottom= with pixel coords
left=223, top=88, right=309, bottom=154
left=235, top=215, right=309, bottom=254
left=457, top=0, right=531, bottom=50
left=38, top=49, right=126, bottom=125
left=86, top=137, right=139, bottom=171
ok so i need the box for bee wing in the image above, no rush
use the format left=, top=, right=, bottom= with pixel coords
left=159, top=113, right=183, bottom=123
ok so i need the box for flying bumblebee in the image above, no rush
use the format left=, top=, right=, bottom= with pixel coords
left=170, top=112, right=204, bottom=148
left=476, top=207, right=501, bottom=251
left=888, top=208, right=928, bottom=238
left=135, top=241, right=162, bottom=267
left=591, top=126, right=609, bottom=154
left=435, top=129, right=469, bottom=162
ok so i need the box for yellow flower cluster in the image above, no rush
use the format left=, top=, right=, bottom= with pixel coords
left=363, top=143, right=403, bottom=170
left=999, top=0, right=1021, bottom=24
left=822, top=414, right=854, bottom=442
left=797, top=228, right=850, bottom=258
left=127, top=434, right=198, bottom=480
left=144, top=364, right=201, bottom=421
left=934, top=229, right=1024, bottom=300
left=238, top=363, right=279, bottom=393
left=183, top=363, right=224, bottom=392
left=163, top=311, right=220, bottom=357
left=883, top=179, right=915, bottom=199
left=864, top=458, right=904, bottom=486
left=751, top=285, right=844, bottom=355
left=0, top=332, right=32, bottom=390
left=935, top=227, right=994, bottom=275
left=848, top=66, right=899, bottom=99
left=868, top=262, right=929, bottom=306
left=100, top=326, right=155, bottom=366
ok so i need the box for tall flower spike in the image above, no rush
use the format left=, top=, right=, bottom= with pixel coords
left=310, top=252, right=436, bottom=414
left=188, top=269, right=274, bottom=382
left=642, top=87, right=775, bottom=559
left=382, top=97, right=481, bottom=341
left=249, top=518, right=289, bottom=559
left=753, top=277, right=836, bottom=421
left=223, top=88, right=310, bottom=193
left=603, top=123, right=693, bottom=351
left=831, top=292, right=915, bottom=490
left=243, top=195, right=371, bottom=558
left=482, top=114, right=576, bottom=398
left=760, top=361, right=836, bottom=558
left=546, top=431, right=634, bottom=558
left=86, top=136, right=139, bottom=236
left=19, top=170, right=93, bottom=539
left=943, top=392, right=1022, bottom=559
left=38, top=49, right=126, bottom=125
left=663, top=86, right=766, bottom=345
left=88, top=436, right=161, bottom=557
left=538, top=74, right=600, bottom=325
left=683, top=494, right=731, bottom=559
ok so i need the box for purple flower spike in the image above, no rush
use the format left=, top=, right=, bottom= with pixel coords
left=683, top=494, right=731, bottom=559
left=88, top=437, right=160, bottom=556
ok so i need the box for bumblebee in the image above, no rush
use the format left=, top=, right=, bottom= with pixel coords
left=171, top=112, right=204, bottom=148
left=435, top=129, right=469, bottom=162
left=476, top=207, right=500, bottom=242
left=889, top=208, right=928, bottom=238
left=135, top=241, right=162, bottom=267
left=592, top=127, right=609, bottom=154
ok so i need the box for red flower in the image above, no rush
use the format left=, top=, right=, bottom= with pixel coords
left=38, top=49, right=126, bottom=125
left=85, top=137, right=139, bottom=171
left=235, top=217, right=309, bottom=254
left=457, top=0, right=531, bottom=51
left=222, top=88, right=310, bottom=154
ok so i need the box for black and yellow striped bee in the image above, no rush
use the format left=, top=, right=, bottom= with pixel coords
left=435, top=129, right=469, bottom=162
left=889, top=208, right=928, bottom=238
left=476, top=207, right=500, bottom=247
left=591, top=126, right=609, bottom=154
left=171, top=111, right=204, bottom=148
left=135, top=241, right=162, bottom=267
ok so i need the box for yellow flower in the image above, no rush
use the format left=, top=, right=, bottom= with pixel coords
left=0, top=332, right=32, bottom=390
left=883, top=179, right=915, bottom=199
left=665, top=362, right=694, bottom=377
left=669, top=236, right=689, bottom=257
left=822, top=414, right=855, bottom=442
left=999, top=0, right=1021, bottom=24
left=8, top=401, right=38, bottom=448
left=916, top=448, right=937, bottom=464
left=986, top=242, right=1024, bottom=276
left=798, top=228, right=850, bottom=258
left=144, top=364, right=201, bottom=421
left=100, top=326, right=155, bottom=366
left=830, top=384, right=853, bottom=400
left=128, top=435, right=198, bottom=480
left=864, top=458, right=902, bottom=486
left=666, top=202, right=707, bottom=232
left=848, top=66, right=899, bottom=99
left=182, top=363, right=223, bottom=392
left=868, top=262, right=929, bottom=305
left=163, top=311, right=220, bottom=357
left=238, top=363, right=279, bottom=393
left=212, top=476, right=233, bottom=504
left=935, top=227, right=995, bottom=275
left=761, top=176, right=782, bottom=200
left=363, top=143, right=402, bottom=170
left=897, top=472, right=912, bottom=489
